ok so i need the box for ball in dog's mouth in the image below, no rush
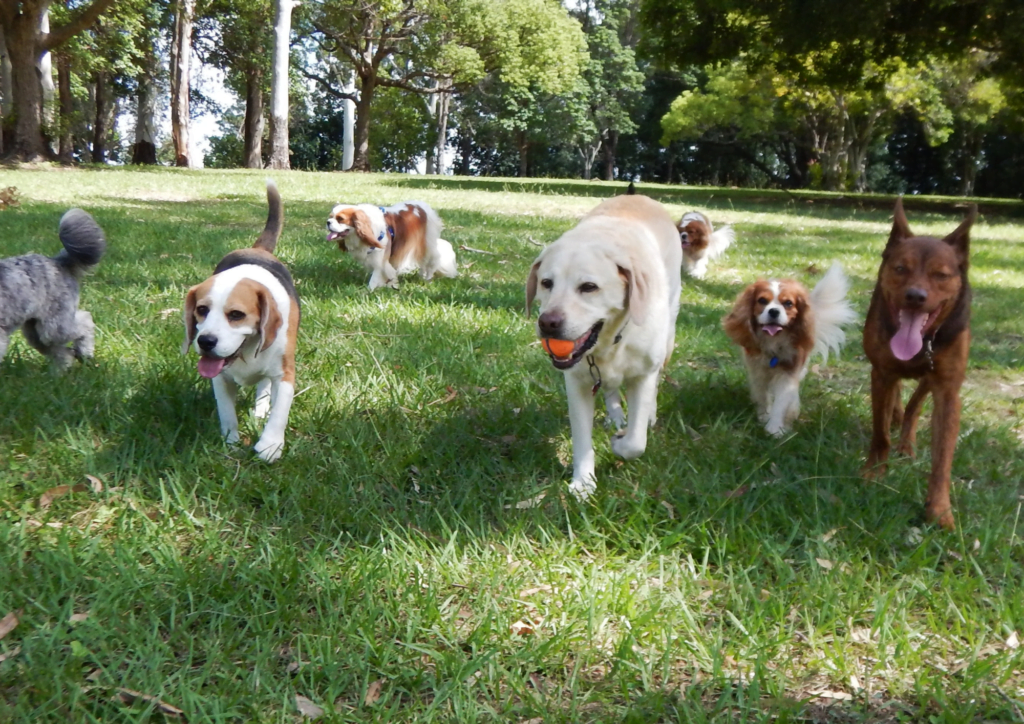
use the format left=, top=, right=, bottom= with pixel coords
left=542, top=321, right=604, bottom=370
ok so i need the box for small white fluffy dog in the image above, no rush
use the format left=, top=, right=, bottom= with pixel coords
left=722, top=262, right=856, bottom=436
left=325, top=201, right=457, bottom=290
left=526, top=194, right=682, bottom=500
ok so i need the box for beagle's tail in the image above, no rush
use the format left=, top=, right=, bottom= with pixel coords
left=254, top=180, right=284, bottom=252
left=809, top=262, right=858, bottom=364
left=55, top=208, right=106, bottom=276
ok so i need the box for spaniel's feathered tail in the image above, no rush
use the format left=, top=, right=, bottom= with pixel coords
left=809, top=262, right=858, bottom=363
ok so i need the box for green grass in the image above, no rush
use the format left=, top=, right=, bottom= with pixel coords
left=0, top=167, right=1022, bottom=723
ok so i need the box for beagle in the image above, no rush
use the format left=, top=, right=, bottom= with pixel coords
left=183, top=181, right=299, bottom=462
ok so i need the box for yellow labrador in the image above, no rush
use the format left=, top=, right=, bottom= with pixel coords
left=526, top=195, right=682, bottom=499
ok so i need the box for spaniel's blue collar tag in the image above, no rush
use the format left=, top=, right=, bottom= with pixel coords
left=770, top=356, right=779, bottom=368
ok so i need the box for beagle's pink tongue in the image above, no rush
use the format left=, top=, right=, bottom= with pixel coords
left=198, top=356, right=227, bottom=379
left=890, top=309, right=928, bottom=361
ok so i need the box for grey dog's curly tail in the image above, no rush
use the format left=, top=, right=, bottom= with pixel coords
left=56, top=208, right=106, bottom=274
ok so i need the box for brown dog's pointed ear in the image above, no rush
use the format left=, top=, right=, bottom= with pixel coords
left=525, top=260, right=541, bottom=316
left=182, top=286, right=198, bottom=355
left=618, top=264, right=649, bottom=326
left=353, top=210, right=385, bottom=249
left=887, top=196, right=914, bottom=249
left=943, top=204, right=977, bottom=263
left=256, top=288, right=283, bottom=355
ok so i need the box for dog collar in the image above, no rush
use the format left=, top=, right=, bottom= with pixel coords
left=770, top=356, right=779, bottom=368
left=378, top=208, right=395, bottom=242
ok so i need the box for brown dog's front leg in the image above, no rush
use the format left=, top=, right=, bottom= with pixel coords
left=864, top=368, right=900, bottom=478
left=925, top=384, right=961, bottom=530
left=896, top=378, right=931, bottom=458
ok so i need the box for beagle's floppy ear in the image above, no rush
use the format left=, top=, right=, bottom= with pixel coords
left=525, top=259, right=541, bottom=316
left=722, top=284, right=759, bottom=353
left=256, top=288, right=283, bottom=355
left=182, top=286, right=199, bottom=355
left=886, top=196, right=914, bottom=250
left=617, top=264, right=650, bottom=326
left=352, top=209, right=385, bottom=249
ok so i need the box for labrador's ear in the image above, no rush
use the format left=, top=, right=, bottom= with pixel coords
left=353, top=209, right=385, bottom=249
left=256, top=288, right=283, bottom=355
left=525, top=260, right=541, bottom=316
left=182, top=286, right=199, bottom=355
left=942, top=204, right=976, bottom=266
left=722, top=284, right=759, bottom=353
left=617, top=264, right=650, bottom=326
left=886, top=196, right=914, bottom=250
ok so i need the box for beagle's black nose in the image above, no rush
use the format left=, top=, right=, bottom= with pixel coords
left=538, top=310, right=565, bottom=337
left=197, top=334, right=218, bottom=352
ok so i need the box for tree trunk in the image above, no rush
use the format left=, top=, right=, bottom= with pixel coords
left=434, top=86, right=450, bottom=175
left=424, top=88, right=437, bottom=174
left=132, top=35, right=158, bottom=164
left=350, top=73, right=375, bottom=172
left=517, top=131, right=529, bottom=177
left=267, top=0, right=292, bottom=169
left=456, top=127, right=473, bottom=175
left=38, top=8, right=55, bottom=126
left=601, top=129, right=618, bottom=181
left=243, top=66, right=264, bottom=168
left=341, top=74, right=355, bottom=170
left=91, top=70, right=107, bottom=163
left=1, top=27, right=13, bottom=154
left=5, top=10, right=48, bottom=160
left=169, top=0, right=194, bottom=167
left=56, top=51, right=73, bottom=162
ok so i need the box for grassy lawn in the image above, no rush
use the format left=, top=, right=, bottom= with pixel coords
left=0, top=167, right=1022, bottom=723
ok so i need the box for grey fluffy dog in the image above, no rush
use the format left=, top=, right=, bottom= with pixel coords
left=0, top=208, right=106, bottom=368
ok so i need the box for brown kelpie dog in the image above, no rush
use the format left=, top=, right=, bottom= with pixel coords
left=862, top=198, right=976, bottom=530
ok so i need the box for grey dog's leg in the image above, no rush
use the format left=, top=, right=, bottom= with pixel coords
left=0, top=330, right=9, bottom=360
left=22, top=317, right=75, bottom=370
left=73, top=310, right=95, bottom=360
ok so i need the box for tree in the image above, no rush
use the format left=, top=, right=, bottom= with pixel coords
left=268, top=0, right=293, bottom=168
left=0, top=0, right=117, bottom=160
left=169, top=0, right=195, bottom=166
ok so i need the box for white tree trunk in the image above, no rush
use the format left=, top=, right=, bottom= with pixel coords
left=342, top=74, right=354, bottom=170
left=268, top=0, right=293, bottom=169
left=435, top=87, right=450, bottom=175
left=38, top=9, right=55, bottom=125
left=133, top=39, right=158, bottom=164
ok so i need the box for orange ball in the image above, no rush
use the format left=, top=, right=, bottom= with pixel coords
left=542, top=338, right=575, bottom=358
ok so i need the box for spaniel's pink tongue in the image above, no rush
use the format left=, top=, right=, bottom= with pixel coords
left=762, top=325, right=782, bottom=336
left=198, top=356, right=227, bottom=379
left=890, top=309, right=928, bottom=361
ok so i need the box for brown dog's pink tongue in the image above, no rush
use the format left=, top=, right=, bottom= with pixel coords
left=890, top=309, right=928, bottom=361
left=198, top=356, right=227, bottom=379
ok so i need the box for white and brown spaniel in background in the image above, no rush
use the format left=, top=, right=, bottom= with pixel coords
left=677, top=211, right=734, bottom=279
left=722, top=263, right=855, bottom=436
left=325, top=201, right=457, bottom=290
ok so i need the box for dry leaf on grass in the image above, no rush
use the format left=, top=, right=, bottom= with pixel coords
left=0, top=646, right=20, bottom=663
left=723, top=485, right=749, bottom=499
left=115, top=689, right=184, bottom=718
left=85, top=475, right=104, bottom=493
left=506, top=492, right=546, bottom=509
left=810, top=689, right=853, bottom=701
left=364, top=679, right=384, bottom=706
left=295, top=694, right=324, bottom=719
left=850, top=627, right=877, bottom=644
left=815, top=558, right=834, bottom=570
left=40, top=484, right=92, bottom=508
left=1007, top=631, right=1020, bottom=650
left=511, top=619, right=536, bottom=636
left=519, top=718, right=544, bottom=724
left=0, top=611, right=20, bottom=640
left=822, top=528, right=840, bottom=543
left=428, top=386, right=459, bottom=405
left=661, top=500, right=676, bottom=519
left=69, top=612, right=90, bottom=623
left=518, top=585, right=552, bottom=598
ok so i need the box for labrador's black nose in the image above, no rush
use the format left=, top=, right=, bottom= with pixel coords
left=197, top=334, right=218, bottom=352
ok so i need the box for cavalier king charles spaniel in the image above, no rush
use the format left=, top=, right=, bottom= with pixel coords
left=326, top=200, right=457, bottom=290
left=723, top=262, right=856, bottom=435
left=677, top=211, right=734, bottom=279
